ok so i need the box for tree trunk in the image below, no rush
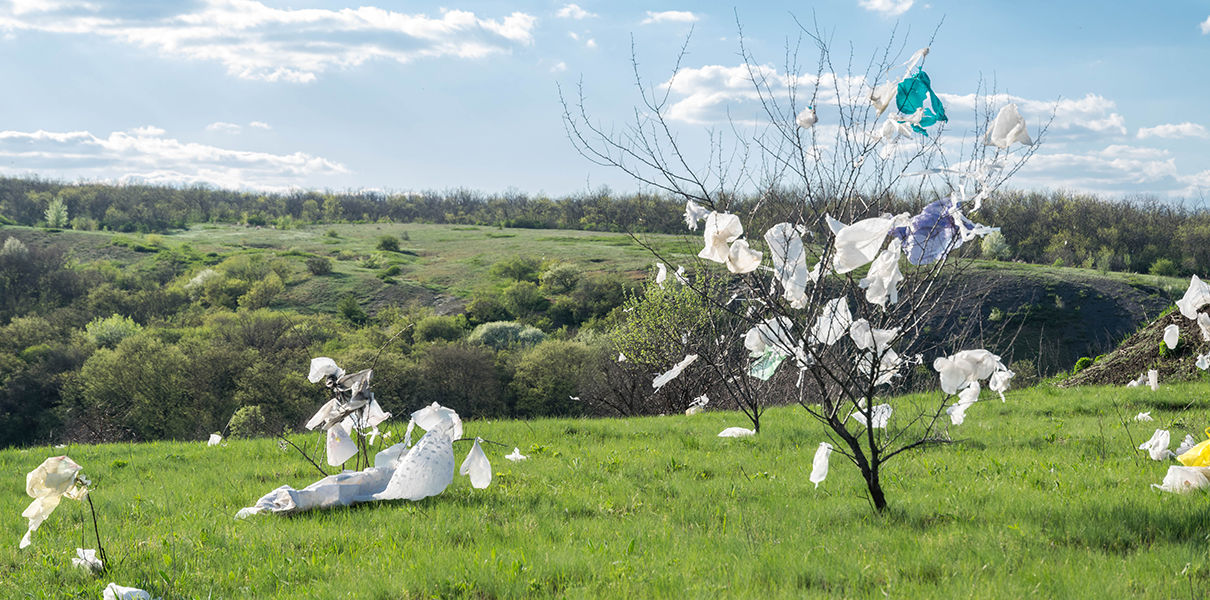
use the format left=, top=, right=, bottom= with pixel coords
left=866, top=464, right=888, bottom=512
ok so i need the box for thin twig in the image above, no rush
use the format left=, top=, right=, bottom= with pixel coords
left=87, top=493, right=107, bottom=571
left=279, top=431, right=329, bottom=477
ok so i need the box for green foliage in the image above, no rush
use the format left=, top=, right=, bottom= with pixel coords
left=338, top=295, right=368, bottom=325
left=571, top=274, right=633, bottom=323
left=510, top=339, right=594, bottom=417
left=411, top=342, right=506, bottom=417
left=226, top=405, right=268, bottom=439
left=465, top=295, right=512, bottom=326
left=1072, top=356, right=1094, bottom=374
left=981, top=230, right=1011, bottom=260
left=468, top=321, right=546, bottom=351
left=490, top=256, right=541, bottom=282
left=502, top=281, right=549, bottom=316
left=414, top=315, right=466, bottom=343
left=610, top=276, right=721, bottom=367
left=1149, top=257, right=1179, bottom=277
left=84, top=314, right=142, bottom=348
left=43, top=196, right=68, bottom=229
left=238, top=271, right=284, bottom=309
left=376, top=235, right=401, bottom=252
left=1, top=236, right=27, bottom=256
left=539, top=262, right=581, bottom=293
left=305, top=255, right=332, bottom=275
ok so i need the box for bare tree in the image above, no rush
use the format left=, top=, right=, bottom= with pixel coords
left=564, top=20, right=1043, bottom=511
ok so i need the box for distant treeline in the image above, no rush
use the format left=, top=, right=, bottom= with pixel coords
left=1, top=176, right=1208, bottom=275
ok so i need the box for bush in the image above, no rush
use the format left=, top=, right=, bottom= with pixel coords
left=465, top=296, right=512, bottom=325
left=468, top=321, right=546, bottom=350
left=85, top=314, right=142, bottom=348
left=305, top=256, right=332, bottom=275
left=502, top=281, right=549, bottom=316
left=414, top=315, right=465, bottom=343
left=981, top=231, right=1012, bottom=261
left=540, top=262, right=581, bottom=294
left=376, top=235, right=401, bottom=252
left=238, top=272, right=284, bottom=309
left=511, top=339, right=594, bottom=417
left=339, top=295, right=368, bottom=325
left=1149, top=258, right=1179, bottom=277
left=1072, top=356, right=1094, bottom=374
left=412, top=343, right=506, bottom=418
left=490, top=256, right=541, bottom=282
left=227, top=405, right=268, bottom=438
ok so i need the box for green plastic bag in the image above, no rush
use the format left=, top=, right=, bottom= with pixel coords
left=749, top=349, right=788, bottom=381
left=896, top=70, right=948, bottom=135
left=1178, top=428, right=1210, bottom=467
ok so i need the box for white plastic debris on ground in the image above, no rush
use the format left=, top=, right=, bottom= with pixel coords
left=718, top=427, right=755, bottom=438
left=1152, top=466, right=1210, bottom=493
left=236, top=403, right=490, bottom=518
left=1135, top=412, right=1154, bottom=422
left=1163, top=324, right=1180, bottom=350
left=1177, top=434, right=1198, bottom=455
left=103, top=583, right=155, bottom=600
left=810, top=442, right=833, bottom=488
left=685, top=395, right=709, bottom=415
left=505, top=447, right=528, bottom=462
left=1126, top=373, right=1147, bottom=388
left=71, top=547, right=103, bottom=572
left=20, top=456, right=88, bottom=549
left=1138, top=429, right=1173, bottom=461
left=1148, top=369, right=1159, bottom=391
left=207, top=433, right=222, bottom=447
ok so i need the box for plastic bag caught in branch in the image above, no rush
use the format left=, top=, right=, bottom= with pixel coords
left=307, top=357, right=344, bottom=383
left=684, top=200, right=709, bottom=231
left=653, top=354, right=698, bottom=390
left=985, top=103, right=1032, bottom=149
left=859, top=238, right=904, bottom=307
left=810, top=442, right=833, bottom=488
left=725, top=239, right=763, bottom=274
left=895, top=69, right=947, bottom=135
left=1198, top=313, right=1210, bottom=342
left=764, top=223, right=810, bottom=308
left=698, top=212, right=743, bottom=263
left=831, top=216, right=897, bottom=273
left=459, top=439, right=492, bottom=489
left=812, top=297, right=852, bottom=347
left=795, top=106, right=817, bottom=128
left=852, top=403, right=892, bottom=429
left=848, top=319, right=898, bottom=352
left=20, top=456, right=87, bottom=549
left=325, top=424, right=358, bottom=467
left=933, top=349, right=1010, bottom=395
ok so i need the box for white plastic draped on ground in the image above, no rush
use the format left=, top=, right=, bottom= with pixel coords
left=20, top=456, right=88, bottom=549
left=1153, top=466, right=1210, bottom=493
left=1139, top=429, right=1174, bottom=461
left=236, top=403, right=488, bottom=518
left=72, top=547, right=103, bottom=572
left=103, top=583, right=156, bottom=600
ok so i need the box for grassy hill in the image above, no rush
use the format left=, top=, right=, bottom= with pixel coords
left=2, top=383, right=1209, bottom=598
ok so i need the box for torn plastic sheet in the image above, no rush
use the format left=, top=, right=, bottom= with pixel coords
left=810, top=442, right=832, bottom=488
left=698, top=212, right=743, bottom=264
left=685, top=395, right=709, bottom=415
left=1177, top=434, right=1199, bottom=456
left=72, top=547, right=103, bottom=572
left=812, top=297, right=853, bottom=347
left=1164, top=324, right=1180, bottom=350
left=1153, top=466, right=1210, bottom=493
left=795, top=106, right=817, bottom=128
left=103, top=583, right=155, bottom=600
left=852, top=403, right=892, bottom=429
left=505, top=447, right=528, bottom=462
left=20, top=456, right=87, bottom=549
left=725, top=239, right=763, bottom=274
left=985, top=103, right=1032, bottom=149
left=718, top=427, right=755, bottom=438
left=859, top=238, right=904, bottom=307
left=831, top=216, right=897, bottom=274
left=1177, top=275, right=1210, bottom=320
left=238, top=406, right=490, bottom=518
left=653, top=354, right=698, bottom=390
left=1135, top=412, right=1154, bottom=422
left=764, top=223, right=810, bottom=308
left=460, top=439, right=492, bottom=490
left=655, top=263, right=667, bottom=288
left=933, top=349, right=1012, bottom=396
left=895, top=69, right=947, bottom=135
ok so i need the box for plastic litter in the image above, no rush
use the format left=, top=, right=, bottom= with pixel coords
left=1126, top=373, right=1147, bottom=387
left=20, top=456, right=87, bottom=549
left=831, top=216, right=897, bottom=273
left=1177, top=429, right=1210, bottom=467
left=764, top=223, right=810, bottom=308
left=505, top=447, right=528, bottom=462
left=684, top=200, right=710, bottom=231
left=1148, top=369, right=1159, bottom=391
left=103, top=583, right=154, bottom=600
left=1134, top=412, right=1153, bottom=422
left=653, top=354, right=698, bottom=390
left=655, top=263, right=667, bottom=288
left=848, top=319, right=898, bottom=352
left=1152, top=466, right=1210, bottom=493
left=685, top=395, right=709, bottom=415
left=852, top=403, right=892, bottom=429
left=1198, top=354, right=1210, bottom=370
left=933, top=349, right=1012, bottom=395
left=1177, top=275, right=1210, bottom=320
left=698, top=212, right=743, bottom=264
left=1163, top=324, right=1180, bottom=350
left=1199, top=313, right=1210, bottom=342
left=946, top=381, right=982, bottom=425
left=725, top=239, right=763, bottom=274
left=307, top=357, right=344, bottom=383
left=812, top=297, right=852, bottom=346
left=460, top=439, right=492, bottom=489
left=207, top=433, right=222, bottom=446
left=895, top=69, right=947, bottom=135
left=858, top=238, right=904, bottom=307
left=1139, top=428, right=1173, bottom=461
left=795, top=106, right=817, bottom=128
left=71, top=547, right=103, bottom=572
left=810, top=442, right=832, bottom=488
left=718, top=427, right=755, bottom=438
left=325, top=424, right=358, bottom=467
left=1176, top=434, right=1198, bottom=455
left=984, top=104, right=1032, bottom=148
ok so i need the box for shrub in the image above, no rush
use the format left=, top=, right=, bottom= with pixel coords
left=305, top=256, right=332, bottom=275
left=414, top=315, right=465, bottom=343
left=238, top=272, right=284, bottom=309
left=1072, top=356, right=1094, bottom=374
left=981, top=231, right=1012, bottom=261
left=227, top=405, right=268, bottom=439
left=489, top=256, right=541, bottom=282
left=1, top=237, right=28, bottom=256
left=339, top=295, right=368, bottom=325
left=511, top=339, right=594, bottom=417
left=85, top=314, right=142, bottom=348
left=376, top=235, right=401, bottom=252
left=412, top=343, right=506, bottom=418
left=502, top=281, right=549, bottom=316
left=540, top=262, right=581, bottom=294
left=1149, top=258, right=1179, bottom=277
left=468, top=321, right=546, bottom=350
left=465, top=296, right=512, bottom=325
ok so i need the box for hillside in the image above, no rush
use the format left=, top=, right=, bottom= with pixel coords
left=3, top=385, right=1209, bottom=599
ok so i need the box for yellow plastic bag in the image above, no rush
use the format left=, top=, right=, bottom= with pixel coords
left=1178, top=428, right=1210, bottom=467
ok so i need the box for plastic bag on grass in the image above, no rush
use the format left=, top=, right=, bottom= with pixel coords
left=1178, top=428, right=1210, bottom=467
left=1152, top=466, right=1210, bottom=493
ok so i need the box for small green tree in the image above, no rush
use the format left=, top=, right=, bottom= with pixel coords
left=339, top=295, right=368, bottom=325
left=84, top=314, right=142, bottom=348
left=44, top=196, right=68, bottom=229
left=376, top=235, right=401, bottom=252
left=980, top=230, right=1011, bottom=261
left=1149, top=257, right=1179, bottom=277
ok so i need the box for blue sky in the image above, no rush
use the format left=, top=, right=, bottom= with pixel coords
left=0, top=0, right=1207, bottom=199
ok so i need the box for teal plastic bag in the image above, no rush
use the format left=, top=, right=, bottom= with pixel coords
left=896, top=70, right=947, bottom=135
left=749, top=349, right=788, bottom=381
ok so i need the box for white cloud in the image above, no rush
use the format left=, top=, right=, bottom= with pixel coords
left=941, top=93, right=1128, bottom=139
left=858, top=0, right=913, bottom=17
left=585, top=38, right=596, bottom=49
left=0, top=126, right=346, bottom=191
left=1013, top=144, right=1184, bottom=194
left=661, top=63, right=865, bottom=124
left=206, top=121, right=242, bottom=134
left=556, top=4, right=596, bottom=20
left=1201, top=15, right=1210, bottom=34
left=1137, top=122, right=1208, bottom=140
left=0, top=1, right=537, bottom=83
left=550, top=61, right=567, bottom=73
left=641, top=10, right=699, bottom=25
left=248, top=121, right=271, bottom=130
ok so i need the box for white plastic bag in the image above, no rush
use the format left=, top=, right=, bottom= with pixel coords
left=1163, top=324, right=1180, bottom=350
left=717, top=427, right=755, bottom=438
left=1139, top=428, right=1173, bottom=461
left=459, top=439, right=492, bottom=489
left=810, top=443, right=832, bottom=488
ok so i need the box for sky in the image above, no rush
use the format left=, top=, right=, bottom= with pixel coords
left=0, top=0, right=1208, bottom=200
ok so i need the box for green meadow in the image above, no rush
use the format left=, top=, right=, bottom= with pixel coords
left=3, top=383, right=1209, bottom=599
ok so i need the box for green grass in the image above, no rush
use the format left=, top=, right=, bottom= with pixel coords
left=4, top=383, right=1210, bottom=598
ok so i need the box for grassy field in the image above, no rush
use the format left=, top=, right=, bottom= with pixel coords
left=3, top=382, right=1210, bottom=598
